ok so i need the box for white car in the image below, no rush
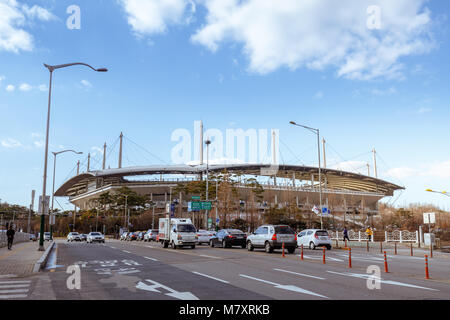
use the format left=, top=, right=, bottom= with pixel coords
left=67, top=232, right=81, bottom=242
left=144, top=229, right=159, bottom=242
left=87, top=232, right=105, bottom=243
left=297, top=229, right=332, bottom=250
left=196, top=230, right=216, bottom=245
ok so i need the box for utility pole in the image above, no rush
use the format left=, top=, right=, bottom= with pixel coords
left=322, top=138, right=327, bottom=168
left=372, top=148, right=378, bottom=178
left=28, top=190, right=35, bottom=234
left=119, top=132, right=123, bottom=169
left=87, top=153, right=91, bottom=172
left=77, top=160, right=80, bottom=175
left=205, top=140, right=211, bottom=229
left=102, top=142, right=107, bottom=170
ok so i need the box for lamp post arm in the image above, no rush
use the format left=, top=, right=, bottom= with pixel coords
left=44, top=62, right=107, bottom=73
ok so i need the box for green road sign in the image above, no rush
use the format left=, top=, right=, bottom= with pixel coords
left=192, top=196, right=201, bottom=200
left=201, top=201, right=212, bottom=210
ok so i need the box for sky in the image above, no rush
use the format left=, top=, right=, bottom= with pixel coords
left=1, top=0, right=450, bottom=211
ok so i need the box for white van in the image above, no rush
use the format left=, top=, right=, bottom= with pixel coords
left=158, top=218, right=198, bottom=249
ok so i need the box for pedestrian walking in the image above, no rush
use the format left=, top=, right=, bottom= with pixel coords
left=365, top=226, right=373, bottom=242
left=343, top=227, right=350, bottom=242
left=6, top=225, right=15, bottom=250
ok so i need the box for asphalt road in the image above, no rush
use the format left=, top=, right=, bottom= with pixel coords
left=23, top=239, right=450, bottom=300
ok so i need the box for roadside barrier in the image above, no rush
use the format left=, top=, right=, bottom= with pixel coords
left=384, top=251, right=389, bottom=273
left=425, top=255, right=430, bottom=279
left=323, top=247, right=326, bottom=264
left=348, top=248, right=352, bottom=268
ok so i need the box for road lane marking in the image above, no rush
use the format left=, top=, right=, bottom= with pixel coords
left=199, top=255, right=222, bottom=259
left=327, top=271, right=439, bottom=291
left=110, top=247, right=116, bottom=249
left=192, top=271, right=229, bottom=284
left=239, top=274, right=328, bottom=299
left=273, top=268, right=326, bottom=280
left=137, top=279, right=199, bottom=300
left=144, top=257, right=158, bottom=261
left=122, top=250, right=131, bottom=253
left=0, top=289, right=29, bottom=294
left=0, top=284, right=30, bottom=289
left=0, top=294, right=28, bottom=299
left=0, top=281, right=31, bottom=285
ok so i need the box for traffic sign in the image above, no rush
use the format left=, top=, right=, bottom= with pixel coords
left=423, top=212, right=436, bottom=224
left=38, top=196, right=50, bottom=215
left=192, top=196, right=201, bottom=200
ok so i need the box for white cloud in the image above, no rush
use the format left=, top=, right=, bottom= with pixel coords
left=0, top=0, right=55, bottom=53
left=119, top=0, right=195, bottom=36
left=1, top=138, right=22, bottom=148
left=386, top=167, right=419, bottom=179
left=80, top=80, right=92, bottom=88
left=417, top=107, right=432, bottom=114
left=91, top=146, right=104, bottom=157
left=386, top=161, right=450, bottom=180
left=33, top=140, right=44, bottom=148
left=191, top=0, right=434, bottom=80
left=5, top=84, right=15, bottom=92
left=0, top=75, right=4, bottom=82
left=38, top=84, right=47, bottom=92
left=19, top=82, right=32, bottom=91
left=369, top=87, right=397, bottom=96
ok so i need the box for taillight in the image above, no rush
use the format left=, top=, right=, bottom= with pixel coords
left=315, top=234, right=319, bottom=239
left=295, top=234, right=297, bottom=241
left=272, top=234, right=277, bottom=241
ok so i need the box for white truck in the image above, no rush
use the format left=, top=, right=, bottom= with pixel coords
left=158, top=217, right=198, bottom=249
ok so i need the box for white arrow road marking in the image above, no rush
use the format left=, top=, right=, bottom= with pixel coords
left=299, top=255, right=343, bottom=262
left=239, top=274, right=328, bottom=299
left=327, top=271, right=439, bottom=291
left=337, top=254, right=384, bottom=262
left=136, top=279, right=200, bottom=300
left=192, top=271, right=229, bottom=284
left=273, top=268, right=326, bottom=280
left=122, top=250, right=131, bottom=253
left=144, top=257, right=158, bottom=261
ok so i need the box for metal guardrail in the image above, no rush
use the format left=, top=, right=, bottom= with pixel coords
left=0, top=231, right=32, bottom=248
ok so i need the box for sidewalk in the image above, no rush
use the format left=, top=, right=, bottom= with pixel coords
left=0, top=241, right=49, bottom=277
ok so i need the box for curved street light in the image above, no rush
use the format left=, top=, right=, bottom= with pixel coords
left=426, top=189, right=450, bottom=198
left=290, top=121, right=323, bottom=229
left=38, top=62, right=107, bottom=251
left=50, top=150, right=83, bottom=240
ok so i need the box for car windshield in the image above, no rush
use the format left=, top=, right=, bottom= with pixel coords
left=316, top=230, right=329, bottom=236
left=274, top=226, right=295, bottom=234
left=228, top=229, right=244, bottom=235
left=72, top=232, right=79, bottom=235
left=91, top=232, right=101, bottom=236
left=177, top=224, right=196, bottom=233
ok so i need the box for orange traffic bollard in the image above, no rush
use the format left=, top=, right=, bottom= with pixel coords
left=282, top=242, right=285, bottom=258
left=430, top=243, right=433, bottom=258
left=344, top=239, right=347, bottom=248
left=394, top=242, right=397, bottom=255
left=384, top=251, right=389, bottom=273
left=323, top=247, right=326, bottom=264
left=301, top=244, right=304, bottom=261
left=366, top=241, right=369, bottom=252
left=380, top=242, right=383, bottom=254
left=425, top=255, right=430, bottom=279
left=348, top=248, right=352, bottom=268
left=410, top=243, right=413, bottom=256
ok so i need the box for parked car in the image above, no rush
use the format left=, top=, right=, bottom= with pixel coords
left=137, top=231, right=145, bottom=241
left=80, top=234, right=88, bottom=242
left=128, top=232, right=138, bottom=241
left=44, top=232, right=51, bottom=241
left=120, top=232, right=129, bottom=241
left=297, top=229, right=332, bottom=250
left=87, top=232, right=105, bottom=243
left=67, top=232, right=81, bottom=242
left=210, top=229, right=246, bottom=248
left=197, top=230, right=217, bottom=245
left=144, top=229, right=158, bottom=242
left=246, top=225, right=297, bottom=254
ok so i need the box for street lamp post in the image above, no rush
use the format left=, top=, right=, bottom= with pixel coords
left=290, top=121, right=323, bottom=229
left=205, top=140, right=211, bottom=229
left=50, top=150, right=83, bottom=240
left=39, top=62, right=107, bottom=251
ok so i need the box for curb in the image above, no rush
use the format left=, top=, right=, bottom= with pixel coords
left=33, top=241, right=55, bottom=273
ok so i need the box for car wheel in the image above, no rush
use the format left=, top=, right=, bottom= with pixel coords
left=287, top=247, right=296, bottom=254
left=265, top=241, right=274, bottom=253
left=247, top=241, right=254, bottom=251
left=241, top=243, right=246, bottom=249
left=327, top=245, right=332, bottom=250
left=309, top=242, right=316, bottom=250
left=163, top=241, right=169, bottom=248
left=191, top=245, right=196, bottom=249
left=172, top=242, right=177, bottom=249
left=210, top=240, right=215, bottom=248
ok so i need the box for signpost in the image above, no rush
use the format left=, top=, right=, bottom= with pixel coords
left=38, top=196, right=50, bottom=215
left=423, top=212, right=436, bottom=233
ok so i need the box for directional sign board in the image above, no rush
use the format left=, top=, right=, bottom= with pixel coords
left=423, top=212, right=436, bottom=224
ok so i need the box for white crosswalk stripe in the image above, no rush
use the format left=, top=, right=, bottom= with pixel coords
left=0, top=279, right=31, bottom=299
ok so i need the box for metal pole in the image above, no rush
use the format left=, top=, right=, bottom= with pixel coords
left=39, top=69, right=53, bottom=251
left=50, top=153, right=57, bottom=241
left=205, top=142, right=209, bottom=229
left=317, top=130, right=323, bottom=229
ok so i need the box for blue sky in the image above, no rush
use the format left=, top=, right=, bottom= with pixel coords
left=1, top=0, right=450, bottom=210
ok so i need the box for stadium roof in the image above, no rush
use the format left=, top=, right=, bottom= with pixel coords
left=55, top=164, right=404, bottom=197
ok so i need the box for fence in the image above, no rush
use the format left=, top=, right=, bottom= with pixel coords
left=330, top=229, right=419, bottom=243
left=0, top=231, right=32, bottom=248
